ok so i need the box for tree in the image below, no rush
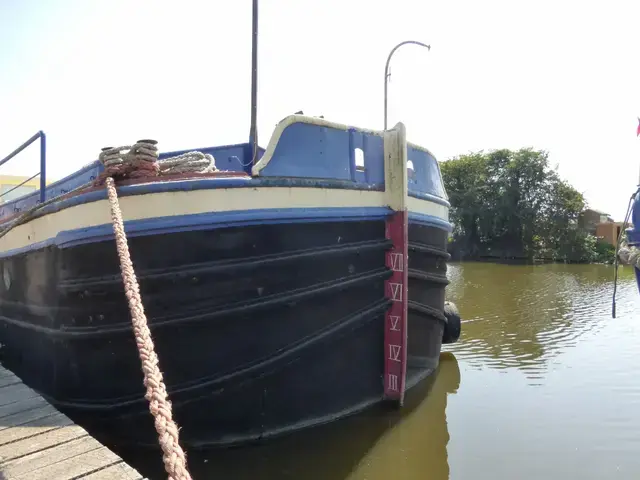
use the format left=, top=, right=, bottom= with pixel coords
left=440, top=148, right=594, bottom=262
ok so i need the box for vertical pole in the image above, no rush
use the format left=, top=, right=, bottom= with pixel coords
left=249, top=0, right=259, bottom=166
left=383, top=122, right=409, bottom=405
left=383, top=41, right=430, bottom=131
left=39, top=131, right=46, bottom=203
left=384, top=60, right=390, bottom=131
left=637, top=117, right=640, bottom=186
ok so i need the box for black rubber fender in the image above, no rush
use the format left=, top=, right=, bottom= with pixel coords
left=442, top=301, right=461, bottom=344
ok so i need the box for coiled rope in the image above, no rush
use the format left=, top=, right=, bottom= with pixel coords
left=159, top=151, right=217, bottom=175
left=96, top=140, right=217, bottom=184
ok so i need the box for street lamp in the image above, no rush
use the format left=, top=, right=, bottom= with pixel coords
left=384, top=40, right=431, bottom=130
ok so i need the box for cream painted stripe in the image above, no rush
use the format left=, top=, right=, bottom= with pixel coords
left=407, top=196, right=448, bottom=221
left=0, top=187, right=449, bottom=253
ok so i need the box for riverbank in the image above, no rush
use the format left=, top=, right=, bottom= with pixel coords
left=448, top=238, right=617, bottom=265
left=448, top=255, right=616, bottom=266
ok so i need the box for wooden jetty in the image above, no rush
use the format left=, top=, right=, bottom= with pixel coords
left=0, top=364, right=147, bottom=480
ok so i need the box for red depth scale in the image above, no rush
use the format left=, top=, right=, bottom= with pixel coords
left=383, top=208, right=409, bottom=403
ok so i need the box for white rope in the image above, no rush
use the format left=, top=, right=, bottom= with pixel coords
left=98, top=141, right=159, bottom=179
left=98, top=140, right=217, bottom=178
left=158, top=151, right=217, bottom=174
left=100, top=146, right=130, bottom=169
left=618, top=239, right=640, bottom=269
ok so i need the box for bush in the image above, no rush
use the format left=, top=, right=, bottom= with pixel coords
left=593, top=240, right=616, bottom=264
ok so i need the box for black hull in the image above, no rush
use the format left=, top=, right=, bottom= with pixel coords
left=0, top=219, right=449, bottom=448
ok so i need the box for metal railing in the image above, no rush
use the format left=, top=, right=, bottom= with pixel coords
left=0, top=131, right=47, bottom=203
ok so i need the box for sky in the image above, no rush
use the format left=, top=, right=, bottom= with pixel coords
left=1, top=0, right=639, bottom=219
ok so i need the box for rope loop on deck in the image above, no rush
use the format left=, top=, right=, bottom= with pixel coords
left=96, top=140, right=217, bottom=184
left=158, top=151, right=217, bottom=174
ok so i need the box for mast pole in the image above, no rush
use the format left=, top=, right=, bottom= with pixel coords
left=637, top=117, right=640, bottom=186
left=249, top=0, right=259, bottom=165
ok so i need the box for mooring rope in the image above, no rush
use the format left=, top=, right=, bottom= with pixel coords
left=617, top=240, right=640, bottom=269
left=104, top=176, right=191, bottom=480
left=612, top=189, right=639, bottom=318
left=97, top=140, right=222, bottom=480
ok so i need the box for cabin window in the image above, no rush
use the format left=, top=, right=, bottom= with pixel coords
left=355, top=148, right=365, bottom=172
left=407, top=160, right=415, bottom=179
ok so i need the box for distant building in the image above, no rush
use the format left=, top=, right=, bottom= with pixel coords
left=0, top=174, right=49, bottom=204
left=578, top=208, right=614, bottom=234
left=595, top=221, right=628, bottom=247
left=579, top=208, right=629, bottom=247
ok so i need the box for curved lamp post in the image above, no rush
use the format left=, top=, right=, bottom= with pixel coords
left=384, top=40, right=431, bottom=130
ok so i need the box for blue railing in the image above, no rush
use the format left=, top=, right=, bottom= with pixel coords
left=0, top=131, right=47, bottom=203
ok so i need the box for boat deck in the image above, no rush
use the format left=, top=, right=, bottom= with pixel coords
left=0, top=364, right=146, bottom=480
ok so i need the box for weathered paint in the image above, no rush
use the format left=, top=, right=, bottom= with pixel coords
left=383, top=123, right=409, bottom=405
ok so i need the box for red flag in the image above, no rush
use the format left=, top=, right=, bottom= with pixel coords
left=637, top=117, right=640, bottom=137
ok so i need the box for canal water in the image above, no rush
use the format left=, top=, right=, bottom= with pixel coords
left=127, top=262, right=640, bottom=479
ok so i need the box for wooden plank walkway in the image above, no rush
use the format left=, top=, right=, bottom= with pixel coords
left=0, top=364, right=147, bottom=480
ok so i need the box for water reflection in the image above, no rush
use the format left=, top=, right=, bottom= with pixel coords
left=445, top=262, right=638, bottom=375
left=121, top=353, right=461, bottom=480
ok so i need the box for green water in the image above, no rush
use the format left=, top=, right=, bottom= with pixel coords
left=132, top=262, right=640, bottom=479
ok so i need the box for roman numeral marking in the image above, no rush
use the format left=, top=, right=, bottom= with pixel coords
left=388, top=344, right=401, bottom=362
left=389, top=315, right=401, bottom=331
left=389, top=252, right=404, bottom=272
left=389, top=282, right=403, bottom=302
left=388, top=373, right=399, bottom=391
